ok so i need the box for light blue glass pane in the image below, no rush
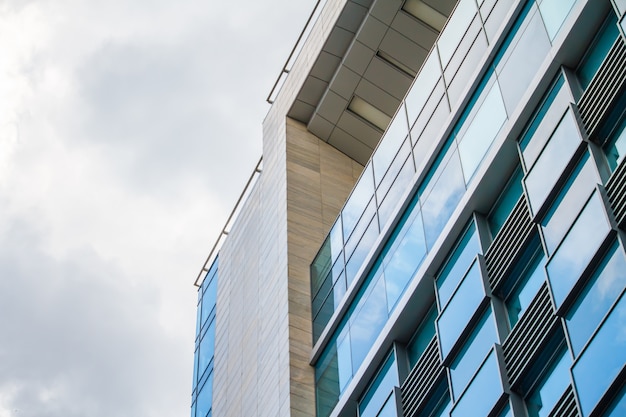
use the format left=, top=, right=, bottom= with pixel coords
left=498, top=403, right=513, bottom=417
left=525, top=110, right=582, bottom=215
left=405, top=52, right=442, bottom=122
left=457, top=81, right=507, bottom=182
left=407, top=306, right=437, bottom=367
left=438, top=261, right=486, bottom=359
left=343, top=164, right=375, bottom=240
left=451, top=349, right=503, bottom=417
left=192, top=347, right=199, bottom=390
left=345, top=197, right=377, bottom=260
left=541, top=152, right=600, bottom=255
left=438, top=0, right=478, bottom=67
left=518, top=75, right=565, bottom=155
left=577, top=14, right=619, bottom=89
left=383, top=207, right=426, bottom=312
left=526, top=346, right=571, bottom=417
left=191, top=401, right=196, bottom=417
left=573, top=294, right=626, bottom=416
left=506, top=246, right=546, bottom=328
left=196, top=370, right=213, bottom=417
left=337, top=330, right=353, bottom=393
left=359, top=352, right=398, bottom=417
left=437, top=222, right=480, bottom=310
left=538, top=0, right=576, bottom=40
left=450, top=308, right=499, bottom=400
left=567, top=240, right=626, bottom=356
left=547, top=191, right=611, bottom=309
left=421, top=149, right=466, bottom=250
left=374, top=105, right=409, bottom=186
left=316, top=331, right=352, bottom=417
left=488, top=166, right=523, bottom=238
left=345, top=212, right=379, bottom=286
left=198, top=318, right=215, bottom=376
left=195, top=297, right=202, bottom=338
left=375, top=393, right=398, bottom=417
left=201, top=275, right=217, bottom=326
left=350, top=274, right=389, bottom=371
left=603, top=384, right=626, bottom=417
left=377, top=151, right=415, bottom=230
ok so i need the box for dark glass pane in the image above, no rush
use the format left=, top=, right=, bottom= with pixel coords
left=602, top=383, right=626, bottom=417
left=576, top=14, right=619, bottom=90
left=407, top=305, right=437, bottom=367
left=488, top=165, right=523, bottom=238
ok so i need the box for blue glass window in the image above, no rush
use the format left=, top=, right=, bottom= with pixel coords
left=572, top=292, right=626, bottom=416
left=603, top=115, right=626, bottom=173
left=359, top=351, right=399, bottom=417
left=566, top=240, right=626, bottom=356
left=525, top=110, right=583, bottom=216
left=198, top=318, right=215, bottom=378
left=449, top=308, right=499, bottom=400
left=342, top=164, right=375, bottom=242
left=525, top=345, right=572, bottom=417
left=451, top=349, right=504, bottom=417
left=437, top=260, right=486, bottom=360
left=601, top=383, right=626, bottom=417
left=437, top=0, right=478, bottom=67
left=374, top=104, right=410, bottom=186
left=546, top=191, right=611, bottom=309
left=503, top=234, right=546, bottom=328
left=196, top=370, right=214, bottom=417
left=436, top=221, right=481, bottom=310
left=540, top=152, right=600, bottom=255
left=488, top=165, right=523, bottom=238
left=538, top=0, right=577, bottom=40
left=407, top=305, right=437, bottom=367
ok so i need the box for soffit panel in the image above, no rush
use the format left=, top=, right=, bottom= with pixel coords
left=354, top=78, right=400, bottom=118
left=310, top=52, right=343, bottom=80
left=308, top=113, right=335, bottom=141
left=363, top=56, right=413, bottom=100
left=317, top=90, right=349, bottom=125
left=336, top=110, right=382, bottom=148
left=328, top=127, right=373, bottom=165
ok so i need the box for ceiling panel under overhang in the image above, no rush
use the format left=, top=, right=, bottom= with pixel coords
left=288, top=0, right=458, bottom=165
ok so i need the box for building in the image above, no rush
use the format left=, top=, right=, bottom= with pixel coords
left=190, top=0, right=626, bottom=416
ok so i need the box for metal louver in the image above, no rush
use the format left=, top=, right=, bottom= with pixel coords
left=547, top=385, right=581, bottom=417
left=577, top=36, right=626, bottom=139
left=502, top=283, right=558, bottom=388
left=401, top=336, right=444, bottom=417
left=485, top=195, right=535, bottom=294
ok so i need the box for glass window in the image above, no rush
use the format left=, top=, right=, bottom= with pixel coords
left=196, top=370, right=214, bottom=417
left=540, top=152, right=600, bottom=255
left=345, top=209, right=379, bottom=286
left=407, top=305, right=437, bottom=367
left=572, top=292, right=626, bottom=416
left=451, top=349, right=504, bottom=417
left=503, top=234, right=546, bottom=328
left=449, top=308, right=499, bottom=400
left=315, top=328, right=353, bottom=417
left=525, top=110, right=583, bottom=216
left=374, top=105, right=410, bottom=186
left=496, top=5, right=551, bottom=115
left=488, top=165, right=523, bottom=238
left=377, top=151, right=415, bottom=230
left=437, top=260, right=486, bottom=360
left=201, top=272, right=217, bottom=327
left=546, top=191, right=611, bottom=309
left=343, top=164, right=375, bottom=241
left=359, top=352, right=399, bottom=417
left=576, top=14, right=620, bottom=90
left=198, top=318, right=215, bottom=378
left=420, top=149, right=466, bottom=250
left=405, top=51, right=442, bottom=123
left=437, top=0, right=478, bottom=67
left=566, top=239, right=626, bottom=356
left=381, top=203, right=426, bottom=312
left=525, top=345, right=572, bottom=417
left=457, top=80, right=507, bottom=182
left=436, top=221, right=481, bottom=310
left=518, top=75, right=566, bottom=166
left=603, top=114, right=626, bottom=172
left=420, top=378, right=452, bottom=417
left=538, top=0, right=577, bottom=40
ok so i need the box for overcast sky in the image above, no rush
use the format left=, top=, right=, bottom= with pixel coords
left=0, top=1, right=313, bottom=416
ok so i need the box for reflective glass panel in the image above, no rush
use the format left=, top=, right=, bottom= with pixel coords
left=374, top=105, right=410, bottom=186
left=576, top=14, right=619, bottom=90
left=451, top=349, right=503, bottom=417
left=566, top=240, right=626, bottom=356
left=436, top=221, right=481, bottom=310
left=343, top=164, right=375, bottom=240
left=438, top=0, right=477, bottom=67
left=359, top=352, right=398, bottom=417
left=541, top=152, right=600, bottom=255
left=407, top=305, right=437, bottom=367
left=538, top=0, right=576, bottom=40
left=196, top=370, right=213, bottom=417
left=405, top=51, right=442, bottom=122
left=437, top=260, right=486, bottom=359
left=525, top=110, right=582, bottom=216
left=546, top=191, right=611, bottom=309
left=457, top=81, right=507, bottom=182
left=449, top=308, right=499, bottom=400
left=604, top=116, right=626, bottom=172
left=602, top=383, right=626, bottom=417
left=201, top=274, right=217, bottom=326
left=488, top=165, right=523, bottom=238
left=198, top=318, right=215, bottom=376
left=526, top=345, right=571, bottom=417
left=572, top=293, right=626, bottom=416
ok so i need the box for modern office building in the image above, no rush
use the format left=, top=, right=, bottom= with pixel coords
left=190, top=0, right=626, bottom=416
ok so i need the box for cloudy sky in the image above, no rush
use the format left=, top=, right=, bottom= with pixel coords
left=0, top=0, right=313, bottom=416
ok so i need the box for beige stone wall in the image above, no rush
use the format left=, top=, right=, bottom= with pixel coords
left=286, top=118, right=362, bottom=417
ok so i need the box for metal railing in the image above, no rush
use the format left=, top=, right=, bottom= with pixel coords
left=266, top=0, right=327, bottom=104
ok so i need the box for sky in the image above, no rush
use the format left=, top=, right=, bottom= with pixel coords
left=0, top=0, right=314, bottom=416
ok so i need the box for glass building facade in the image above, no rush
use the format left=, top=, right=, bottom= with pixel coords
left=192, top=0, right=626, bottom=416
